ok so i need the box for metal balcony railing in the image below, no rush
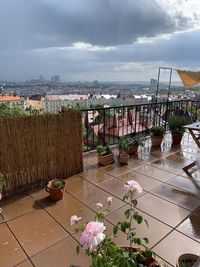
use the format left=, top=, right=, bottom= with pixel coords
left=81, top=100, right=200, bottom=152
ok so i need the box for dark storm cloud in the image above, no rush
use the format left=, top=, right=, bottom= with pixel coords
left=0, top=0, right=191, bottom=50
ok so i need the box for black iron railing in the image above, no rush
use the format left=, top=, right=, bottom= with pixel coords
left=81, top=100, right=200, bottom=152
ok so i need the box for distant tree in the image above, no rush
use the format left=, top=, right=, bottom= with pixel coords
left=0, top=104, right=26, bottom=118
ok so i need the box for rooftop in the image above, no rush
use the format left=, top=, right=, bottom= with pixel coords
left=0, top=132, right=200, bottom=267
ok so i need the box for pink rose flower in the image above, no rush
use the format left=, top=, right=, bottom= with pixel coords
left=80, top=221, right=106, bottom=252
left=107, top=196, right=113, bottom=205
left=124, top=180, right=142, bottom=194
left=70, top=215, right=82, bottom=225
left=96, top=203, right=103, bottom=210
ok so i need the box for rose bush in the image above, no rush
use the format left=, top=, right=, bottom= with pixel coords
left=71, top=180, right=160, bottom=267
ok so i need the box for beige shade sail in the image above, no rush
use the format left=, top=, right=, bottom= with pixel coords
left=177, top=70, right=200, bottom=87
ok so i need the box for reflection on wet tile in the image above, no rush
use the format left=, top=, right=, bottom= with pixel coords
left=106, top=205, right=172, bottom=248
left=177, top=207, right=200, bottom=242
left=101, top=162, right=130, bottom=176
left=137, top=193, right=190, bottom=227
left=31, top=236, right=91, bottom=267
left=80, top=168, right=113, bottom=184
left=0, top=223, right=27, bottom=267
left=8, top=210, right=68, bottom=257
left=167, top=175, right=200, bottom=196
left=153, top=230, right=200, bottom=266
left=172, top=151, right=197, bottom=161
left=152, top=183, right=200, bottom=211
left=150, top=159, right=188, bottom=174
left=118, top=170, right=162, bottom=192
left=136, top=165, right=176, bottom=182
left=65, top=175, right=93, bottom=194
left=74, top=184, right=125, bottom=212
left=1, top=194, right=39, bottom=221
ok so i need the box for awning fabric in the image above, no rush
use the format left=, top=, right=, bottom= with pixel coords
left=177, top=70, right=200, bottom=87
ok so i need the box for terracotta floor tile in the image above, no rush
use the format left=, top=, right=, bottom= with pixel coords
left=0, top=223, right=27, bottom=267
left=101, top=162, right=130, bottom=176
left=150, top=159, right=188, bottom=174
left=117, top=170, right=162, bottom=192
left=16, top=259, right=33, bottom=267
left=136, top=193, right=190, bottom=227
left=65, top=175, right=93, bottom=194
left=167, top=175, right=200, bottom=196
left=8, top=210, right=69, bottom=257
left=133, top=153, right=158, bottom=163
left=39, top=192, right=96, bottom=234
left=177, top=207, right=200, bottom=243
left=0, top=214, right=4, bottom=223
left=105, top=205, right=172, bottom=248
left=153, top=230, right=200, bottom=266
left=170, top=151, right=197, bottom=161
left=136, top=165, right=176, bottom=182
left=152, top=183, right=200, bottom=211
left=74, top=184, right=125, bottom=212
left=127, top=156, right=145, bottom=170
left=1, top=194, right=39, bottom=221
left=79, top=168, right=114, bottom=184
left=31, top=236, right=91, bottom=267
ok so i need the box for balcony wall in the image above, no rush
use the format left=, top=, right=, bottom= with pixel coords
left=0, top=110, right=83, bottom=198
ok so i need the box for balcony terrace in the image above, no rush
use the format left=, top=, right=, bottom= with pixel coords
left=1, top=131, right=200, bottom=267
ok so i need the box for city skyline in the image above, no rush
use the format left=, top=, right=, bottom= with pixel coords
left=0, top=0, right=200, bottom=82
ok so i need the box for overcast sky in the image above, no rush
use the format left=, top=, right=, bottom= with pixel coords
left=0, top=0, right=200, bottom=82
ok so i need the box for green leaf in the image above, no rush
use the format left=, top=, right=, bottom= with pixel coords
left=133, top=237, right=141, bottom=245
left=144, top=219, right=149, bottom=228
left=132, top=199, right=137, bottom=206
left=124, top=209, right=130, bottom=219
left=143, top=237, right=149, bottom=244
left=113, top=225, right=118, bottom=236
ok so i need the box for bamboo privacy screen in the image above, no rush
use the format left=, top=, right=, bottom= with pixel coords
left=0, top=110, right=83, bottom=197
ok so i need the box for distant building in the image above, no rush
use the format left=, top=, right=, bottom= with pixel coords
left=0, top=95, right=25, bottom=109
left=51, top=75, right=60, bottom=83
left=93, top=80, right=98, bottom=87
left=150, top=79, right=157, bottom=90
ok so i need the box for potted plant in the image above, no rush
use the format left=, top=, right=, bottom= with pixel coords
left=70, top=180, right=162, bottom=267
left=127, top=136, right=145, bottom=154
left=118, top=137, right=129, bottom=165
left=96, top=145, right=114, bottom=166
left=150, top=126, right=165, bottom=147
left=176, top=253, right=199, bottom=267
left=168, top=116, right=188, bottom=145
left=46, top=179, right=66, bottom=201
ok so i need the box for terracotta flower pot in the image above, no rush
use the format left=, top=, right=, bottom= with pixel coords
left=98, top=153, right=115, bottom=166
left=176, top=253, right=199, bottom=267
left=151, top=135, right=163, bottom=147
left=46, top=179, right=65, bottom=201
left=127, top=145, right=138, bottom=155
left=118, top=154, right=129, bottom=165
left=172, top=133, right=183, bottom=145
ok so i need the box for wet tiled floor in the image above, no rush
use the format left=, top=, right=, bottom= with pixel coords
left=0, top=133, right=200, bottom=267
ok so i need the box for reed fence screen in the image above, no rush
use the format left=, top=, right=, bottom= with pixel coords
left=0, top=110, right=83, bottom=197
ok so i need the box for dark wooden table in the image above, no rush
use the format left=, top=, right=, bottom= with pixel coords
left=183, top=122, right=200, bottom=176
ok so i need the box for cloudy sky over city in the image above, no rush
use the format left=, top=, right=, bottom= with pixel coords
left=0, top=0, right=200, bottom=82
